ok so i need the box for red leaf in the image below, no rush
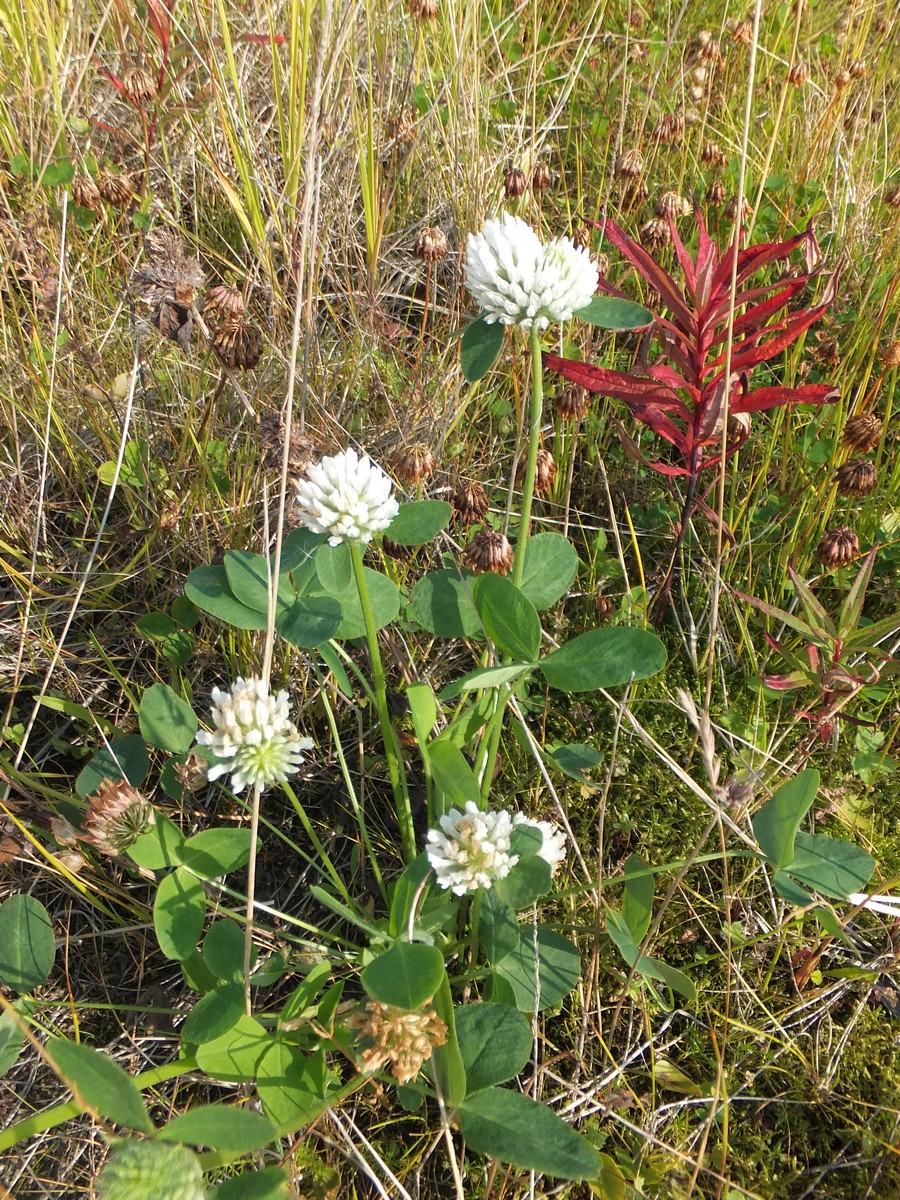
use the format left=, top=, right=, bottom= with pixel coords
left=598, top=219, right=695, bottom=329
left=734, top=383, right=838, bottom=414
left=543, top=355, right=691, bottom=418
left=239, top=32, right=289, bottom=43
left=146, top=0, right=173, bottom=56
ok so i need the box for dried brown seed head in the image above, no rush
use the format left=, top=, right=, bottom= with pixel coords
left=517, top=447, right=557, bottom=495
left=451, top=480, right=489, bottom=524
left=731, top=19, right=752, bottom=44
left=655, top=190, right=690, bottom=220
left=408, top=0, right=439, bottom=19
left=841, top=413, right=882, bottom=453
left=788, top=61, right=810, bottom=86
left=390, top=443, right=438, bottom=485
left=653, top=111, right=685, bottom=144
left=257, top=413, right=319, bottom=475
left=595, top=593, right=615, bottom=622
left=817, top=526, right=859, bottom=567
left=412, top=226, right=448, bottom=262
left=640, top=217, right=671, bottom=248
left=122, top=66, right=157, bottom=107
left=847, top=57, right=867, bottom=79
left=555, top=383, right=590, bottom=421
left=503, top=166, right=527, bottom=198
left=571, top=222, right=591, bottom=251
left=614, top=149, right=645, bottom=180
left=706, top=179, right=727, bottom=205
left=835, top=457, right=877, bottom=496
left=620, top=179, right=650, bottom=211
left=833, top=67, right=852, bottom=90
left=348, top=1001, right=447, bottom=1085
left=699, top=37, right=721, bottom=61
left=463, top=529, right=514, bottom=575
left=203, top=284, right=245, bottom=322
left=532, top=160, right=553, bottom=192
left=97, top=168, right=136, bottom=206
left=213, top=317, right=262, bottom=369
left=72, top=173, right=101, bottom=210
left=701, top=139, right=727, bottom=168
left=882, top=340, right=900, bottom=368
left=82, top=779, right=156, bottom=856
left=884, top=185, right=900, bottom=209
left=173, top=751, right=209, bottom=793
left=131, top=229, right=205, bottom=316
left=724, top=194, right=750, bottom=222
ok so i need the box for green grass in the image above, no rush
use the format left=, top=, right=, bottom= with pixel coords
left=3, top=0, right=900, bottom=1196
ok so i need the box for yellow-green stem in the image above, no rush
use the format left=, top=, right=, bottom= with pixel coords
left=512, top=325, right=545, bottom=589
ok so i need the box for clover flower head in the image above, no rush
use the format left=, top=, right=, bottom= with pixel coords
left=465, top=212, right=597, bottom=330
left=295, top=447, right=399, bottom=546
left=348, top=1001, right=448, bottom=1085
left=513, top=813, right=568, bottom=875
left=195, top=676, right=312, bottom=793
left=426, top=801, right=518, bottom=894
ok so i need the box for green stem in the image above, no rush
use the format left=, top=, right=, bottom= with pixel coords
left=349, top=540, right=415, bottom=861
left=512, top=324, right=545, bottom=589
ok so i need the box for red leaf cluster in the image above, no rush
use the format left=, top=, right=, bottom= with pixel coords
left=545, top=211, right=838, bottom=478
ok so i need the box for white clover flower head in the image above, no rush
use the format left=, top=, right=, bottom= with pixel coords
left=295, top=447, right=399, bottom=546
left=465, top=212, right=597, bottom=330
left=195, top=676, right=313, bottom=794
left=426, top=801, right=518, bottom=895
left=513, top=813, right=568, bottom=875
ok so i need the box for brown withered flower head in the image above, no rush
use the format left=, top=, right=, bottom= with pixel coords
left=122, top=66, right=157, bottom=107
left=731, top=19, right=752, bottom=45
left=348, top=1001, right=447, bottom=1085
left=817, top=526, right=859, bottom=567
left=203, top=284, right=245, bottom=323
left=640, top=217, right=671, bottom=249
left=257, top=412, right=319, bottom=477
left=81, top=779, right=156, bottom=856
left=408, top=0, right=439, bottom=19
left=412, top=226, right=449, bottom=262
left=788, top=61, right=810, bottom=86
left=517, top=447, right=557, bottom=495
left=614, top=149, right=645, bottom=181
left=503, top=166, right=527, bottom=198
left=463, top=529, right=514, bottom=575
left=724, top=194, right=750, bottom=222
left=451, top=480, right=489, bottom=524
left=555, top=383, right=590, bottom=421
left=841, top=412, right=882, bottom=453
left=882, top=340, right=900, bottom=368
left=71, top=173, right=101, bottom=210
left=846, top=57, right=867, bottom=80
left=532, top=160, right=553, bottom=192
left=390, top=442, right=437, bottom=486
left=97, top=168, right=136, bottom=207
left=131, top=228, right=205, bottom=351
left=833, top=66, right=852, bottom=90
left=884, top=185, right=900, bottom=210
left=706, top=178, right=727, bottom=205
left=621, top=179, right=650, bottom=211
left=655, top=191, right=690, bottom=220
left=835, top=457, right=877, bottom=497
left=571, top=222, right=591, bottom=251
left=213, top=317, right=263, bottom=369
left=701, top=139, right=727, bottom=168
left=173, top=750, right=209, bottom=794
left=699, top=36, right=721, bottom=62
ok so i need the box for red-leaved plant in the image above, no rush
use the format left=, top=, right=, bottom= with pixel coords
left=545, top=211, right=839, bottom=610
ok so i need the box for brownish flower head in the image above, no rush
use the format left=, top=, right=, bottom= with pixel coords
left=835, top=457, right=877, bottom=497
left=833, top=67, right=852, bottom=90
left=132, top=229, right=205, bottom=309
left=595, top=593, right=615, bottom=622
left=532, top=160, right=553, bottom=192
left=555, top=383, right=590, bottom=421
left=97, top=168, right=136, bottom=207
left=614, top=149, right=645, bottom=180
left=724, top=194, right=750, bottom=222
left=884, top=185, right=900, bottom=210
left=882, top=340, right=900, bottom=368
left=699, top=37, right=721, bottom=61
left=463, top=529, right=514, bottom=575
left=451, top=480, right=489, bottom=524
left=71, top=173, right=101, bottom=211
left=694, top=29, right=713, bottom=48
left=348, top=1001, right=447, bottom=1085
left=386, top=113, right=416, bottom=148
left=817, top=526, right=859, bottom=567
left=412, top=226, right=449, bottom=262
left=391, top=443, right=438, bottom=485
left=621, top=179, right=650, bottom=211
left=174, top=750, right=209, bottom=793
left=731, top=19, right=752, bottom=45
left=701, top=139, right=727, bottom=168
left=571, top=222, right=591, bottom=251
left=82, top=779, right=156, bottom=856
left=628, top=9, right=645, bottom=29
left=203, top=284, right=245, bottom=322
left=812, top=333, right=840, bottom=366
left=640, top=217, right=671, bottom=249
left=213, top=317, right=263, bottom=369
left=122, top=66, right=157, bottom=107
left=257, top=413, right=319, bottom=475
left=788, top=61, right=809, bottom=86
left=653, top=111, right=685, bottom=144
left=706, top=178, right=727, bottom=205
left=841, top=412, right=883, bottom=453
left=517, top=447, right=557, bottom=495
left=847, top=57, right=867, bottom=80
left=408, top=0, right=439, bottom=19
left=655, top=191, right=690, bottom=220
left=503, top=166, right=527, bottom=198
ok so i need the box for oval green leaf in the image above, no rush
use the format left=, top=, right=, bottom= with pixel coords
left=573, top=295, right=653, bottom=330
left=361, top=942, right=445, bottom=1009
left=456, top=1003, right=532, bottom=1093
left=181, top=828, right=253, bottom=878
left=128, top=814, right=185, bottom=870
left=494, top=926, right=581, bottom=1012
left=753, top=768, right=819, bottom=869
left=473, top=573, right=541, bottom=661
left=154, top=867, right=206, bottom=961
left=195, top=1014, right=273, bottom=1082
left=160, top=1104, right=276, bottom=1153
left=386, top=500, right=453, bottom=546
left=184, top=565, right=268, bottom=630
left=517, top=532, right=579, bottom=611
left=256, top=1042, right=329, bottom=1127
left=75, top=734, right=149, bottom=799
left=411, top=569, right=481, bottom=638
left=461, top=314, right=505, bottom=382
left=181, top=982, right=246, bottom=1045
left=276, top=595, right=343, bottom=647
left=46, top=1037, right=153, bottom=1132
left=539, top=626, right=666, bottom=693
left=212, top=1168, right=291, bottom=1199
left=224, top=550, right=293, bottom=615
left=315, top=542, right=353, bottom=593
left=139, top=683, right=198, bottom=754
left=427, top=739, right=482, bottom=810
left=0, top=895, right=55, bottom=993
left=786, top=831, right=875, bottom=899
left=204, top=919, right=254, bottom=982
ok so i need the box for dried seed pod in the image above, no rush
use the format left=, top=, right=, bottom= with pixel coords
left=503, top=166, right=527, bottom=198
left=555, top=383, right=590, bottom=421
left=841, top=413, right=882, bottom=453
left=463, top=529, right=514, bottom=575
left=595, top=593, right=615, bottom=622
left=96, top=168, right=136, bottom=206
left=884, top=185, right=900, bottom=209
left=833, top=67, right=852, bottom=90
left=621, top=179, right=650, bottom=211
left=614, top=149, right=644, bottom=180
left=817, top=526, right=859, bottom=567
left=517, top=447, right=557, bottom=495
left=689, top=85, right=705, bottom=103
left=655, top=190, right=690, bottom=220
left=257, top=413, right=319, bottom=475
left=846, top=57, right=867, bottom=79
left=701, top=139, right=727, bottom=168
left=131, top=229, right=205, bottom=349
left=390, top=443, right=437, bottom=485
left=408, top=0, right=438, bottom=18
left=691, top=65, right=708, bottom=86
left=203, top=284, right=245, bottom=322
left=174, top=751, right=209, bottom=793
left=788, top=61, right=809, bottom=86
left=82, top=779, right=156, bottom=856
left=122, top=66, right=157, bottom=107
left=571, top=222, right=591, bottom=251
left=706, top=178, right=727, bottom=205
left=532, top=161, right=553, bottom=192
left=731, top=19, right=752, bottom=45
left=724, top=194, right=750, bottom=222
left=653, top=111, right=685, bottom=144
left=640, top=217, right=671, bottom=248
left=699, top=37, right=720, bottom=62
left=412, top=226, right=449, bottom=262
left=882, top=340, right=900, bottom=368
left=451, top=480, right=489, bottom=524
left=213, top=317, right=262, bottom=369
left=835, top=457, right=877, bottom=496
left=71, top=173, right=101, bottom=210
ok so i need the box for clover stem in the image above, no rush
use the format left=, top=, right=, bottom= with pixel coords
left=512, top=324, right=545, bottom=589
